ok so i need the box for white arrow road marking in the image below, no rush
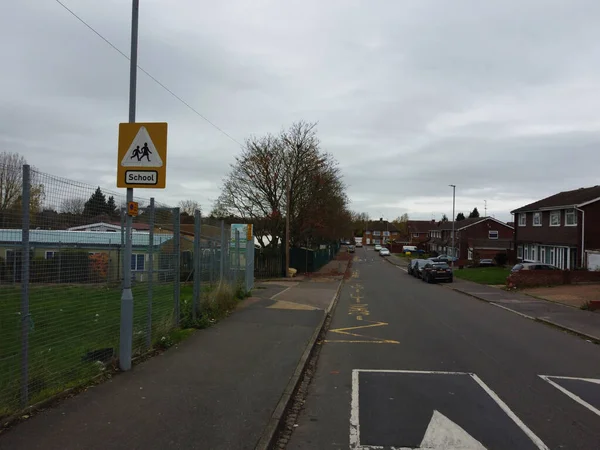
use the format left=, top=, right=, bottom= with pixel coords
left=417, top=410, right=487, bottom=449
left=351, top=370, right=549, bottom=450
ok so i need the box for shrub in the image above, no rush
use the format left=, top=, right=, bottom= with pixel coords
left=495, top=252, right=508, bottom=267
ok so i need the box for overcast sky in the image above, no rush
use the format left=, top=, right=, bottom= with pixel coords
left=2, top=0, right=600, bottom=222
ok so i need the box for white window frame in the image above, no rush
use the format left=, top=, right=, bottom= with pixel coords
left=518, top=213, right=526, bottom=226
left=524, top=246, right=529, bottom=260
left=131, top=253, right=145, bottom=271
left=373, top=231, right=381, bottom=236
left=468, top=248, right=473, bottom=260
left=565, top=209, right=578, bottom=226
left=488, top=230, right=499, bottom=240
left=550, top=210, right=561, bottom=227
left=382, top=231, right=390, bottom=237
left=517, top=246, right=523, bottom=259
left=533, top=212, right=542, bottom=227
left=45, top=251, right=56, bottom=259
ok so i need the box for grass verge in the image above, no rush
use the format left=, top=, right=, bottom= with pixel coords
left=453, top=266, right=511, bottom=285
left=0, top=280, right=247, bottom=420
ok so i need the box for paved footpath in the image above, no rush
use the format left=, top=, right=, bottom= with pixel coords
left=446, top=279, right=600, bottom=342
left=0, top=272, right=345, bottom=450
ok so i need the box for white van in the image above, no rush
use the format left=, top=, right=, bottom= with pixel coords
left=402, top=245, right=418, bottom=253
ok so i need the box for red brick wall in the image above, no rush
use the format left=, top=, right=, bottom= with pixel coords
left=463, top=219, right=514, bottom=241
left=515, top=210, right=579, bottom=246
left=507, top=269, right=600, bottom=288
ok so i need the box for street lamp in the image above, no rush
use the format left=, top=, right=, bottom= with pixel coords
left=449, top=185, right=456, bottom=269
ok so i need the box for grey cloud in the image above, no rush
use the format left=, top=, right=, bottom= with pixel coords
left=2, top=0, right=600, bottom=221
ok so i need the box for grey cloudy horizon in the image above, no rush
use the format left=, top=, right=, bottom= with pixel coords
left=2, top=0, right=600, bottom=223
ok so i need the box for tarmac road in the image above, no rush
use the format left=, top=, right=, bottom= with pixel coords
left=287, top=247, right=600, bottom=450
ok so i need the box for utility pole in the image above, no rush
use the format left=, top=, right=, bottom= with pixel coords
left=449, top=184, right=456, bottom=269
left=484, top=200, right=487, bottom=217
left=119, top=0, right=139, bottom=372
left=285, top=177, right=291, bottom=277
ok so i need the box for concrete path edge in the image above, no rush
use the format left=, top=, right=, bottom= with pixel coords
left=254, top=268, right=347, bottom=450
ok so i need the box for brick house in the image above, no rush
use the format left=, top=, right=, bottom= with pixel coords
left=407, top=220, right=434, bottom=247
left=511, top=186, right=600, bottom=270
left=428, top=217, right=514, bottom=260
left=363, top=219, right=400, bottom=245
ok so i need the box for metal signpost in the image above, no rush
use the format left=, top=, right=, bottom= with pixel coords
left=118, top=0, right=168, bottom=371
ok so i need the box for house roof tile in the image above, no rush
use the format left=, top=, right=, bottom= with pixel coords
left=511, top=186, right=600, bottom=213
left=408, top=220, right=436, bottom=233
left=366, top=220, right=399, bottom=232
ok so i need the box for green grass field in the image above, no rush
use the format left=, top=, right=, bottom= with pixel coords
left=453, top=267, right=511, bottom=285
left=0, top=282, right=194, bottom=417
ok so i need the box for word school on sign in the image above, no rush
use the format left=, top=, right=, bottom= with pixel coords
left=125, top=170, right=158, bottom=185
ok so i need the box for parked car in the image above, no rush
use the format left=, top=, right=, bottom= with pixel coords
left=415, top=259, right=434, bottom=278
left=402, top=245, right=418, bottom=253
left=422, top=262, right=453, bottom=283
left=436, top=255, right=458, bottom=262
left=478, top=259, right=494, bottom=267
left=511, top=263, right=561, bottom=272
left=374, top=244, right=382, bottom=251
left=355, top=241, right=363, bottom=248
left=408, top=258, right=425, bottom=275
left=379, top=248, right=390, bottom=256
left=348, top=245, right=355, bottom=253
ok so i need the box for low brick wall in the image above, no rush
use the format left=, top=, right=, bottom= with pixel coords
left=507, top=270, right=600, bottom=288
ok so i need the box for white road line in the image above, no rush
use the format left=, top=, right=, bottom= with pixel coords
left=470, top=374, right=549, bottom=450
left=355, top=369, right=470, bottom=375
left=539, top=375, right=600, bottom=418
left=350, top=370, right=360, bottom=448
left=270, top=286, right=291, bottom=300
left=489, top=303, right=536, bottom=321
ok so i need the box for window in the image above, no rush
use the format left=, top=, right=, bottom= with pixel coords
left=517, top=246, right=523, bottom=259
left=131, top=254, right=145, bottom=271
left=565, top=209, right=577, bottom=226
left=518, top=213, right=526, bottom=226
left=468, top=248, right=473, bottom=260
left=488, top=230, right=498, bottom=239
left=45, top=251, right=56, bottom=259
left=533, top=212, right=541, bottom=226
left=373, top=231, right=381, bottom=236
left=550, top=210, right=560, bottom=227
left=382, top=231, right=390, bottom=236
left=412, top=233, right=419, bottom=238
left=373, top=239, right=381, bottom=245
left=524, top=246, right=529, bottom=260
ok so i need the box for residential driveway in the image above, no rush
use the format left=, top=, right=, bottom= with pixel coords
left=523, top=284, right=600, bottom=308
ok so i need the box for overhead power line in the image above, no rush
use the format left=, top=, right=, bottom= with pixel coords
left=54, top=0, right=244, bottom=147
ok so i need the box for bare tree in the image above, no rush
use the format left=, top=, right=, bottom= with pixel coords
left=0, top=152, right=27, bottom=214
left=60, top=197, right=86, bottom=214
left=178, top=199, right=201, bottom=216
left=0, top=152, right=45, bottom=226
left=215, top=121, right=349, bottom=247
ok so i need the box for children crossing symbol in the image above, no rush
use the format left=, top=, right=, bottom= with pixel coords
left=121, top=126, right=163, bottom=167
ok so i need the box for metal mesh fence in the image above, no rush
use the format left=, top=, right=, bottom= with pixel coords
left=0, top=164, right=254, bottom=419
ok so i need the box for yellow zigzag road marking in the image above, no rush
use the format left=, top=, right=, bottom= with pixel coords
left=326, top=321, right=399, bottom=344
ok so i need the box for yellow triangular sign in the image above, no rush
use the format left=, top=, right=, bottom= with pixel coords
left=120, top=126, right=163, bottom=167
